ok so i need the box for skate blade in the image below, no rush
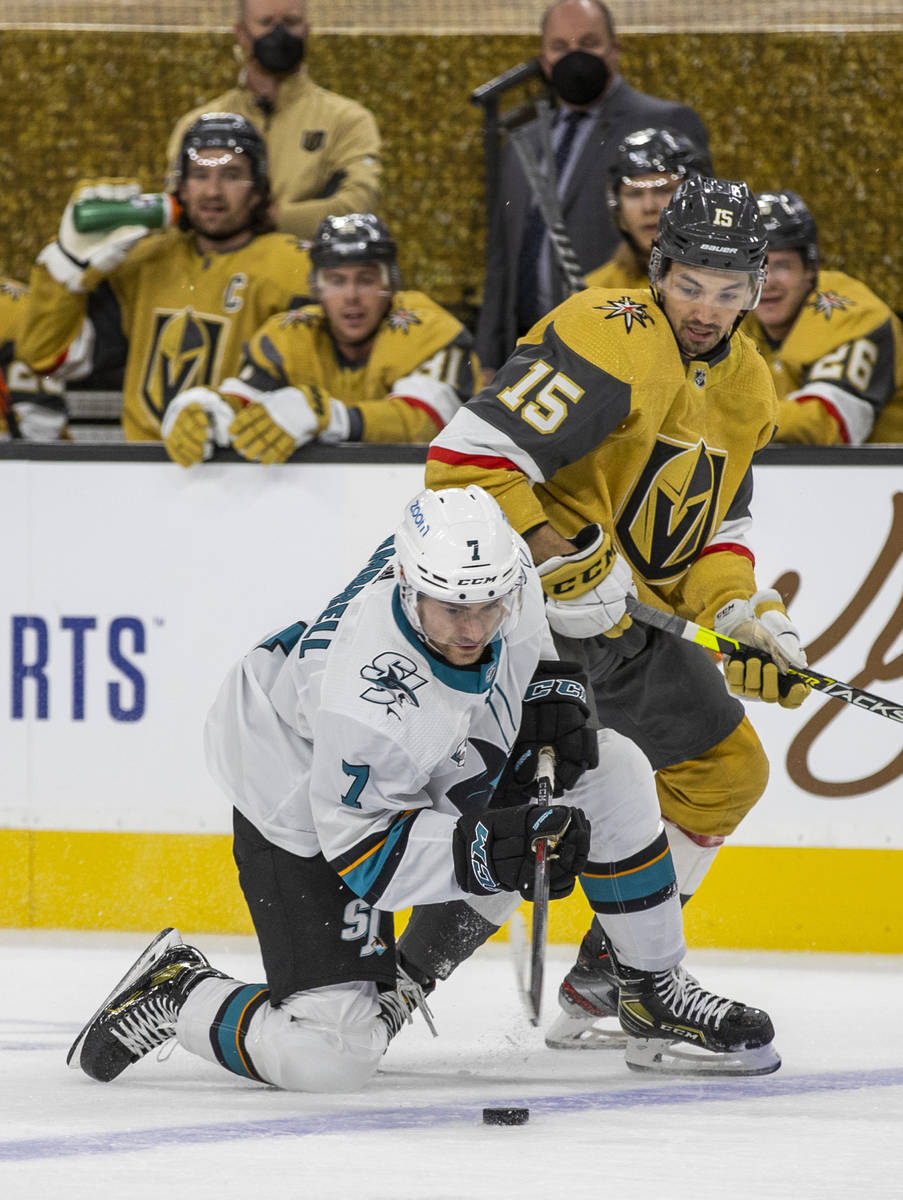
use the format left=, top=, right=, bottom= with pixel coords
left=545, top=1010, right=628, bottom=1051
left=624, top=1036, right=781, bottom=1077
left=66, top=928, right=183, bottom=1069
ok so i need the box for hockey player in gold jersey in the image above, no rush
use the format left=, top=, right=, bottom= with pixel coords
left=166, top=0, right=381, bottom=240
left=426, top=177, right=811, bottom=1049
left=0, top=277, right=68, bottom=440
left=585, top=127, right=711, bottom=291
left=19, top=113, right=312, bottom=447
left=163, top=213, right=479, bottom=466
left=743, top=190, right=903, bottom=444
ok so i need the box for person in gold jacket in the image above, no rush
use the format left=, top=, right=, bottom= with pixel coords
left=163, top=213, right=478, bottom=465
left=426, top=178, right=812, bottom=1049
left=585, top=126, right=711, bottom=290
left=743, top=189, right=903, bottom=444
left=166, top=0, right=381, bottom=240
left=19, top=114, right=312, bottom=448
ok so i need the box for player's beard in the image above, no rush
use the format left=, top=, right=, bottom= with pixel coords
left=186, top=194, right=260, bottom=243
left=191, top=211, right=254, bottom=242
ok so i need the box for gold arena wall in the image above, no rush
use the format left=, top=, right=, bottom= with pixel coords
left=1, top=30, right=901, bottom=313
left=4, top=829, right=902, bottom=953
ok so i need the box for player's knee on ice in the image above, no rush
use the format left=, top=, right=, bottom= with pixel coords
left=177, top=977, right=388, bottom=1093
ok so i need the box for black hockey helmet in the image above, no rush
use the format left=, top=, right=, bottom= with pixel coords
left=176, top=112, right=269, bottom=190
left=173, top=112, right=271, bottom=234
left=650, top=176, right=768, bottom=305
left=755, top=190, right=819, bottom=270
left=309, top=214, right=401, bottom=291
left=606, top=127, right=712, bottom=215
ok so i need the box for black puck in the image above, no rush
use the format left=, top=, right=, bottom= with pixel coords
left=482, top=1107, right=529, bottom=1126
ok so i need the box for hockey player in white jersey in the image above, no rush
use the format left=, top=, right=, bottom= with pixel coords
left=67, top=485, right=593, bottom=1092
left=68, top=486, right=779, bottom=1090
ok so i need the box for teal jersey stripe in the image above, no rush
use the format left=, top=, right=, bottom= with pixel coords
left=340, top=811, right=417, bottom=901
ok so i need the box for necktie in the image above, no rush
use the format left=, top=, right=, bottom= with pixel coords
left=516, top=110, right=587, bottom=331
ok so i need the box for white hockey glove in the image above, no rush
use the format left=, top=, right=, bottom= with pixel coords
left=317, top=397, right=352, bottom=444
left=714, top=588, right=810, bottom=708
left=228, top=384, right=328, bottom=463
left=161, top=387, right=236, bottom=468
left=538, top=524, right=637, bottom=640
left=11, top=399, right=68, bottom=441
left=38, top=181, right=150, bottom=293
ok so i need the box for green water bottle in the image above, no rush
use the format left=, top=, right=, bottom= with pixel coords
left=72, top=193, right=182, bottom=234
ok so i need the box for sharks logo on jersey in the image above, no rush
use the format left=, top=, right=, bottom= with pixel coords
left=360, top=652, right=428, bottom=718
left=616, top=435, right=727, bottom=583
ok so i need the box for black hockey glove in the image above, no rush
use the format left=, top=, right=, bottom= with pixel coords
left=453, top=803, right=590, bottom=900
left=494, top=660, right=598, bottom=804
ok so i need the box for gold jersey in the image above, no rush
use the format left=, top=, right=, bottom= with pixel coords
left=0, top=277, right=66, bottom=439
left=427, top=286, right=778, bottom=626
left=584, top=245, right=649, bottom=291
left=229, top=291, right=479, bottom=443
left=21, top=230, right=311, bottom=441
left=743, top=269, right=903, bottom=444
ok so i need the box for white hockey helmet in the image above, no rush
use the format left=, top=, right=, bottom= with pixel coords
left=394, top=485, right=527, bottom=644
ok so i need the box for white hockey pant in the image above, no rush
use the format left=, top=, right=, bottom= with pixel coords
left=176, top=977, right=389, bottom=1093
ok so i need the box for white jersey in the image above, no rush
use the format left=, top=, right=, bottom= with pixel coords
left=205, top=535, right=546, bottom=913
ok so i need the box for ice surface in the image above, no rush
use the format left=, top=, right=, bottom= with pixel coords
left=2, top=930, right=902, bottom=1199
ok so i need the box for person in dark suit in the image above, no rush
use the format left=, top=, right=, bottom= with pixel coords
left=475, top=0, right=709, bottom=380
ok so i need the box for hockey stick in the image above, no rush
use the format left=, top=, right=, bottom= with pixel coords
left=502, top=98, right=587, bottom=298
left=625, top=597, right=903, bottom=723
left=528, top=745, right=557, bottom=1025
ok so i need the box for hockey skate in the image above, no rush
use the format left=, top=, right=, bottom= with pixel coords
left=67, top=927, right=225, bottom=1082
left=544, top=924, right=627, bottom=1050
left=378, top=964, right=438, bottom=1044
left=618, top=962, right=781, bottom=1076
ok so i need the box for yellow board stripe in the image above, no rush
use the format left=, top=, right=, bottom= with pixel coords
left=3, top=829, right=903, bottom=953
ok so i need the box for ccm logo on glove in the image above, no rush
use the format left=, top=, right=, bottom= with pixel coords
left=523, top=677, right=587, bottom=705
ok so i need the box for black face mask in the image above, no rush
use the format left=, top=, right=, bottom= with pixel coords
left=550, top=50, right=610, bottom=107
left=252, top=24, right=306, bottom=74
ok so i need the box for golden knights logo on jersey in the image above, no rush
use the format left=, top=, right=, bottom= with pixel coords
left=360, top=652, right=427, bottom=719
left=595, top=296, right=655, bottom=333
left=807, top=291, right=854, bottom=320
left=141, top=308, right=227, bottom=420
left=387, top=309, right=422, bottom=334
left=280, top=308, right=318, bottom=329
left=0, top=280, right=26, bottom=302
left=616, top=436, right=727, bottom=582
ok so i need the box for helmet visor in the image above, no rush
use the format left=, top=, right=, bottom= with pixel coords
left=655, top=260, right=762, bottom=310
left=415, top=590, right=523, bottom=660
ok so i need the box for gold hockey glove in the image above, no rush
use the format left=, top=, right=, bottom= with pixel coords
left=538, top=524, right=637, bottom=640
left=161, top=387, right=237, bottom=467
left=714, top=589, right=810, bottom=708
left=229, top=385, right=331, bottom=464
